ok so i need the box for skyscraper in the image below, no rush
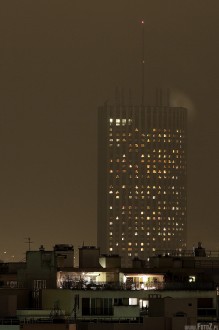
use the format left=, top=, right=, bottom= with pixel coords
left=98, top=104, right=187, bottom=266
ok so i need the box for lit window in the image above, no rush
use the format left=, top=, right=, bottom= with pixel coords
left=129, top=298, right=138, bottom=305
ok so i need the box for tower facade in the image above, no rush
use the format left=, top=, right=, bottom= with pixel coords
left=98, top=105, right=187, bottom=266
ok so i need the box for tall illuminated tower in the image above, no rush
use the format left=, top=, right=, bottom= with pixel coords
left=98, top=104, right=187, bottom=266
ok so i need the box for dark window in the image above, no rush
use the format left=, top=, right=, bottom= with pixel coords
left=82, top=298, right=90, bottom=315
left=197, top=298, right=213, bottom=308
left=82, top=298, right=113, bottom=316
left=198, top=309, right=216, bottom=317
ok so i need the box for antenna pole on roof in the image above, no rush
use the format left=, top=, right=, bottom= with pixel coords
left=25, top=237, right=33, bottom=251
left=141, top=19, right=145, bottom=107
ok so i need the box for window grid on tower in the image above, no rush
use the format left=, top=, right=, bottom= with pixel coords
left=98, top=105, right=187, bottom=266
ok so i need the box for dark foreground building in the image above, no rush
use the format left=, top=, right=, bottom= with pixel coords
left=0, top=243, right=219, bottom=330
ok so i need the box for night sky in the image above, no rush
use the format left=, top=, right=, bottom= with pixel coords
left=0, top=0, right=219, bottom=262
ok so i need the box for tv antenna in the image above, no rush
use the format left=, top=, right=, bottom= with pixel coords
left=25, top=237, right=33, bottom=251
left=141, top=19, right=145, bottom=106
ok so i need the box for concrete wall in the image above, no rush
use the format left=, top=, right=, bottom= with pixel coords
left=0, top=295, right=17, bottom=317
left=17, top=251, right=57, bottom=289
left=113, top=306, right=139, bottom=318
left=0, top=326, right=19, bottom=330
left=17, top=309, right=62, bottom=319
left=99, top=256, right=121, bottom=269
left=42, top=289, right=74, bottom=315
left=77, top=322, right=163, bottom=330
left=149, top=297, right=197, bottom=319
left=79, top=248, right=100, bottom=268
left=22, top=325, right=76, bottom=330
left=56, top=252, right=74, bottom=268
left=143, top=317, right=165, bottom=330
left=41, top=288, right=217, bottom=321
left=164, top=298, right=197, bottom=317
left=172, top=317, right=190, bottom=330
left=0, top=289, right=30, bottom=310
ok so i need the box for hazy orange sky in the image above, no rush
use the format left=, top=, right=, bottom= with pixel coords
left=0, top=0, right=219, bottom=261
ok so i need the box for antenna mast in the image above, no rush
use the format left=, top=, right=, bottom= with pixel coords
left=25, top=237, right=33, bottom=251
left=141, top=19, right=145, bottom=106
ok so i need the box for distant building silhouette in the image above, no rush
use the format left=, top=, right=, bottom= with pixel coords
left=98, top=104, right=187, bottom=266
